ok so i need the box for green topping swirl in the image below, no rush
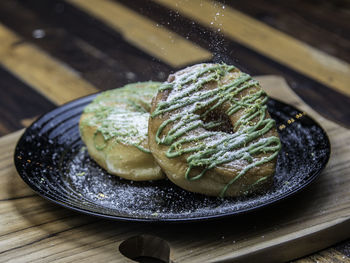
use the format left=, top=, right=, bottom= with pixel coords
left=151, top=64, right=281, bottom=197
left=80, top=82, right=161, bottom=153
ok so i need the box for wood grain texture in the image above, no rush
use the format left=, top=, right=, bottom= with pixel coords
left=0, top=66, right=54, bottom=136
left=0, top=0, right=172, bottom=90
left=153, top=0, right=350, bottom=97
left=115, top=0, right=350, bottom=129
left=0, top=76, right=349, bottom=262
left=2, top=0, right=349, bottom=128
left=335, top=241, right=350, bottom=259
left=221, top=0, right=350, bottom=64
left=0, top=1, right=348, bottom=261
left=0, top=23, right=97, bottom=105
left=66, top=0, right=212, bottom=68
left=293, top=249, right=350, bottom=263
left=20, top=116, right=38, bottom=128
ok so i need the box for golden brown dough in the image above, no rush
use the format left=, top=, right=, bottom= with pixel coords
left=148, top=64, right=281, bottom=197
left=80, top=82, right=164, bottom=181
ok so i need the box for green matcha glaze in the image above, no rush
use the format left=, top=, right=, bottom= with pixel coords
left=80, top=82, right=161, bottom=153
left=151, top=64, right=281, bottom=197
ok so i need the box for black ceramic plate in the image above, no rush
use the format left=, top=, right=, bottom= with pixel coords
left=14, top=95, right=330, bottom=222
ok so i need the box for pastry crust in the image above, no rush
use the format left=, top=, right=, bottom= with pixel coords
left=148, top=64, right=281, bottom=197
left=80, top=82, right=164, bottom=181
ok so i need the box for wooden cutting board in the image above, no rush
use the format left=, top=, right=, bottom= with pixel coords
left=0, top=76, right=349, bottom=263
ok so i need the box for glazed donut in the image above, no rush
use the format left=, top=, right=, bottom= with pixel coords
left=80, top=82, right=164, bottom=181
left=148, top=64, right=281, bottom=197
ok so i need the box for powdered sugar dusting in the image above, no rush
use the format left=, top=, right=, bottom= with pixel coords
left=103, top=110, right=149, bottom=145
left=15, top=95, right=329, bottom=222
left=61, top=96, right=328, bottom=219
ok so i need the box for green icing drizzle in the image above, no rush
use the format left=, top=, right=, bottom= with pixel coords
left=81, top=81, right=161, bottom=153
left=151, top=64, right=281, bottom=197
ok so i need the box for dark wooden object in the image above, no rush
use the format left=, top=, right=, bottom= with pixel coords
left=0, top=0, right=349, bottom=261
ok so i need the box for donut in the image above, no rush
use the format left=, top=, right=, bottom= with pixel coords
left=148, top=64, right=281, bottom=197
left=80, top=82, right=164, bottom=181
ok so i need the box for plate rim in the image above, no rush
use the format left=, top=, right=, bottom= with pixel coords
left=14, top=95, right=331, bottom=223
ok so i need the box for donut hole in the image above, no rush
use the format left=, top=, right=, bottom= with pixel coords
left=201, top=111, right=234, bottom=134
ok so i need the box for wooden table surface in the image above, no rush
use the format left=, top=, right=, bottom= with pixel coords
left=0, top=0, right=349, bottom=262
